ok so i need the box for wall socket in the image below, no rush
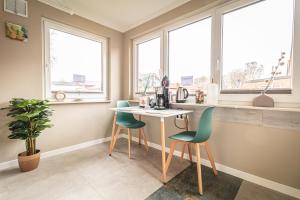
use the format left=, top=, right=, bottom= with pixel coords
left=176, top=114, right=187, bottom=120
left=175, top=108, right=187, bottom=120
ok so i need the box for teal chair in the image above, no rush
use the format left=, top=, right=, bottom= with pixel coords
left=109, top=101, right=149, bottom=159
left=165, top=107, right=218, bottom=195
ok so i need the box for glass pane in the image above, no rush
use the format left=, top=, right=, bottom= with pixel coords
left=222, top=0, right=294, bottom=91
left=169, top=17, right=211, bottom=93
left=49, top=29, right=102, bottom=93
left=137, top=37, right=161, bottom=93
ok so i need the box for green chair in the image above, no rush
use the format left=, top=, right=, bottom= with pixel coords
left=165, top=107, right=218, bottom=195
left=109, top=101, right=149, bottom=159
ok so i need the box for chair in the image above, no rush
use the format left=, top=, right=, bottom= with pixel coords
left=109, top=101, right=149, bottom=158
left=165, top=107, right=218, bottom=195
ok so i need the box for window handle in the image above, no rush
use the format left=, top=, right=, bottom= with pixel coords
left=217, top=59, right=220, bottom=71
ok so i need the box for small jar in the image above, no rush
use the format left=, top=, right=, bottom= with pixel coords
left=195, top=90, right=205, bottom=104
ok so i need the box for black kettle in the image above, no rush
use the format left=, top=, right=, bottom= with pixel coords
left=176, top=87, right=189, bottom=103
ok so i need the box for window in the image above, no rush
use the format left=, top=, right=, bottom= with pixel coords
left=168, top=17, right=212, bottom=93
left=132, top=0, right=297, bottom=100
left=43, top=19, right=108, bottom=100
left=221, top=0, right=294, bottom=93
left=133, top=35, right=162, bottom=94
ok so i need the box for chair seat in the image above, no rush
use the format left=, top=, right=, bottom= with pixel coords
left=116, top=120, right=145, bottom=129
left=169, top=131, right=197, bottom=142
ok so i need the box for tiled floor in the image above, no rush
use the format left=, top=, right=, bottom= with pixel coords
left=235, top=181, right=298, bottom=200
left=0, top=138, right=189, bottom=200
left=0, top=138, right=297, bottom=200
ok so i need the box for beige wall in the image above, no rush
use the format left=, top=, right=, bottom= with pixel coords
left=122, top=0, right=300, bottom=190
left=0, top=0, right=122, bottom=162
left=0, top=0, right=299, bottom=192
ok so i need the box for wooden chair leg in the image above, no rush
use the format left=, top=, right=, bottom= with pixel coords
left=165, top=141, right=177, bottom=174
left=141, top=128, right=149, bottom=151
left=138, top=129, right=142, bottom=145
left=187, top=144, right=193, bottom=162
left=180, top=144, right=186, bottom=160
left=111, top=126, right=120, bottom=152
left=109, top=114, right=117, bottom=156
left=127, top=129, right=132, bottom=159
left=195, top=143, right=203, bottom=195
left=109, top=130, right=116, bottom=156
left=204, top=142, right=218, bottom=176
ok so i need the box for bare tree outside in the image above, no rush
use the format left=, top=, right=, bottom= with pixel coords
left=222, top=0, right=293, bottom=91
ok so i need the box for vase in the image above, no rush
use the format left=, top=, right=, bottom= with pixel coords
left=252, top=92, right=274, bottom=107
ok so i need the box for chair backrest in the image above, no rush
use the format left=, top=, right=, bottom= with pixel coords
left=116, top=101, right=136, bottom=123
left=192, top=107, right=215, bottom=143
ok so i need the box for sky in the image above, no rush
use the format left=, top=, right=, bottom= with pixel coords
left=222, top=0, right=294, bottom=78
left=137, top=37, right=161, bottom=76
left=169, top=17, right=211, bottom=83
left=50, top=29, right=102, bottom=84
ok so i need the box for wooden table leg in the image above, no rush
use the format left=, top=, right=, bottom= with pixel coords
left=160, top=117, right=167, bottom=183
left=184, top=115, right=193, bottom=162
left=185, top=115, right=189, bottom=131
left=128, top=128, right=132, bottom=159
left=138, top=115, right=142, bottom=145
left=109, top=112, right=117, bottom=156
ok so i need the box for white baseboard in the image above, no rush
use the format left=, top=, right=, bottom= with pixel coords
left=41, top=136, right=111, bottom=159
left=0, top=135, right=113, bottom=171
left=0, top=159, right=18, bottom=171
left=126, top=135, right=300, bottom=199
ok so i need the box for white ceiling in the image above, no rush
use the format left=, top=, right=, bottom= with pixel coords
left=38, top=0, right=190, bottom=32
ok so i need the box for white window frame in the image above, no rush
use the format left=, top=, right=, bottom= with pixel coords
left=215, top=0, right=295, bottom=95
left=131, top=0, right=299, bottom=105
left=42, top=18, right=108, bottom=102
left=132, top=31, right=164, bottom=96
left=132, top=12, right=214, bottom=96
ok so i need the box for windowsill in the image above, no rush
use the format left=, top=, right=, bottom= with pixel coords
left=127, top=99, right=300, bottom=112
left=171, top=102, right=300, bottom=112
left=128, top=99, right=140, bottom=103
left=48, top=99, right=111, bottom=105
left=220, top=89, right=292, bottom=94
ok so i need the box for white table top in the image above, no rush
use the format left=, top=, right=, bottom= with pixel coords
left=110, top=106, right=193, bottom=118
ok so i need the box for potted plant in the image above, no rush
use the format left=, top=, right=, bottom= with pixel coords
left=7, top=98, right=53, bottom=172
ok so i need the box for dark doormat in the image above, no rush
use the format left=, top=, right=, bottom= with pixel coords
left=146, top=164, right=242, bottom=200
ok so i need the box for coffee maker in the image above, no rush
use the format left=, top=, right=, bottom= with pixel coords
left=154, top=76, right=170, bottom=110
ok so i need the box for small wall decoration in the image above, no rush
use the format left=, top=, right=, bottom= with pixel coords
left=5, top=22, right=28, bottom=42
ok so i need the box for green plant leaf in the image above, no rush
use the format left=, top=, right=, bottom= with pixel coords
left=6, top=98, right=54, bottom=151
